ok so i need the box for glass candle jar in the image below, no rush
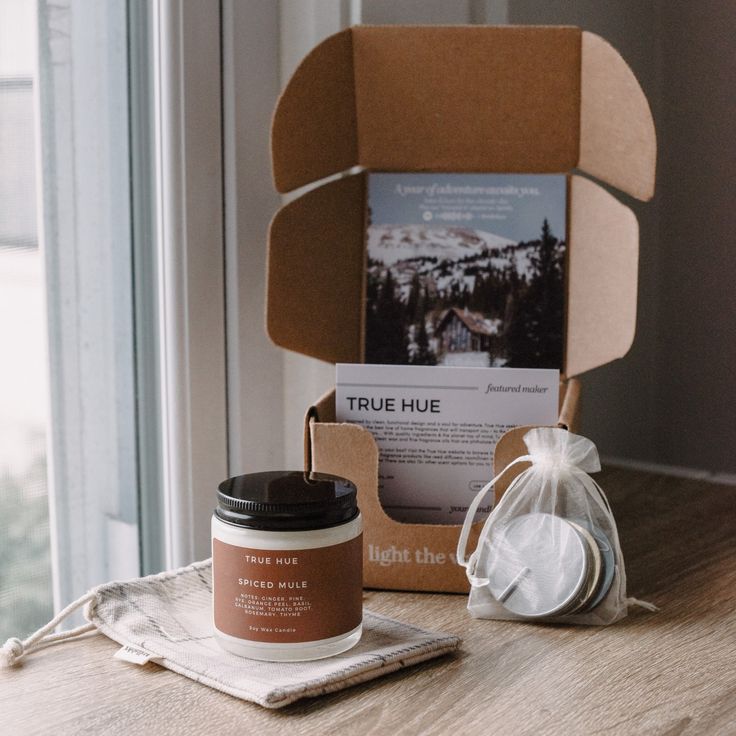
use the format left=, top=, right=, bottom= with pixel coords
left=212, top=470, right=363, bottom=662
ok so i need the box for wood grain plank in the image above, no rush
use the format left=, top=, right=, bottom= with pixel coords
left=1, top=468, right=735, bottom=735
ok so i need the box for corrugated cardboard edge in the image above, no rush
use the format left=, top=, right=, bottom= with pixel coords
left=307, top=380, right=577, bottom=593
left=579, top=32, right=657, bottom=202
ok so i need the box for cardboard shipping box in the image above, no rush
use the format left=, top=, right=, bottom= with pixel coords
left=266, top=26, right=656, bottom=593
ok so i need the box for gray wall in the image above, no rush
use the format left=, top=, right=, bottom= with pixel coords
left=506, top=1, right=663, bottom=467
left=653, top=2, right=736, bottom=473
left=361, top=0, right=736, bottom=474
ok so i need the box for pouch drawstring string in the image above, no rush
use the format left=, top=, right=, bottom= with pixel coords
left=456, top=455, right=533, bottom=586
left=0, top=591, right=97, bottom=667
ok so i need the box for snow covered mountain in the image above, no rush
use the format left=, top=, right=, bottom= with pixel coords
left=367, top=224, right=540, bottom=300
left=367, top=224, right=516, bottom=267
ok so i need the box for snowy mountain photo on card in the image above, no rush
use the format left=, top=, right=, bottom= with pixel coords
left=364, top=173, right=567, bottom=371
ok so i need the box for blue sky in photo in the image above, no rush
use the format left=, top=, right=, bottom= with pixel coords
left=368, top=173, right=567, bottom=243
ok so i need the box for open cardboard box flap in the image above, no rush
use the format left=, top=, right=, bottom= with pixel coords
left=272, top=26, right=655, bottom=201
left=267, top=173, right=638, bottom=379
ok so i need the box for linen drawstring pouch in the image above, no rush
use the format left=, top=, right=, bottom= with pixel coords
left=457, top=427, right=656, bottom=625
left=0, top=560, right=460, bottom=708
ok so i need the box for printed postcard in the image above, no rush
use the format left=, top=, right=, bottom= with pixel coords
left=365, top=173, right=567, bottom=370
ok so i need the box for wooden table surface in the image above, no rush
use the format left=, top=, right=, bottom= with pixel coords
left=2, top=466, right=735, bottom=736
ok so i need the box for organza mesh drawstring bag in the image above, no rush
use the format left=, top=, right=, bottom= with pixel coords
left=457, top=427, right=655, bottom=625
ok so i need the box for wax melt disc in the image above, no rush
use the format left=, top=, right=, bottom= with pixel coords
left=485, top=513, right=590, bottom=619
left=572, top=520, right=616, bottom=611
left=565, top=521, right=603, bottom=614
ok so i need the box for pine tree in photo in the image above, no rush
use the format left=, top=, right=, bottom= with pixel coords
left=468, top=273, right=485, bottom=313
left=505, top=219, right=565, bottom=368
left=364, top=267, right=382, bottom=362
left=365, top=268, right=408, bottom=364
left=406, top=271, right=423, bottom=324
left=410, top=317, right=436, bottom=365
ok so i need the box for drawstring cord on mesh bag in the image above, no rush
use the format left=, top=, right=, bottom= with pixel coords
left=0, top=591, right=98, bottom=667
left=456, top=454, right=534, bottom=587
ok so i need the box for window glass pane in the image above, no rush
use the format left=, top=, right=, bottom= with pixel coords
left=37, top=0, right=142, bottom=613
left=0, top=0, right=53, bottom=639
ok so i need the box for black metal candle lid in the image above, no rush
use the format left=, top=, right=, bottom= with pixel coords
left=215, top=471, right=358, bottom=531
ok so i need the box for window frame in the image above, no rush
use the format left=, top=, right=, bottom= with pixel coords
left=152, top=0, right=228, bottom=568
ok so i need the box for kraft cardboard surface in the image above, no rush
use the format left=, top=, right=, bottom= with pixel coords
left=579, top=32, right=656, bottom=202
left=272, top=26, right=655, bottom=201
left=271, top=29, right=357, bottom=196
left=267, top=175, right=365, bottom=364
left=311, top=419, right=473, bottom=592
left=268, top=173, right=638, bottom=379
left=351, top=26, right=580, bottom=177
left=565, top=176, right=639, bottom=377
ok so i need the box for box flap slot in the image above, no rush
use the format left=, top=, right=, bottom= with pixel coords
left=310, top=418, right=477, bottom=592
left=565, top=175, right=639, bottom=377
left=579, top=32, right=656, bottom=202
left=267, top=174, right=365, bottom=363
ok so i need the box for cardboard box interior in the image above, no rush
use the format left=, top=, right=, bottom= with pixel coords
left=267, top=25, right=656, bottom=593
left=268, top=173, right=639, bottom=379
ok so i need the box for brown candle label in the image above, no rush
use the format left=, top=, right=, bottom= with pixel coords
left=213, top=535, right=363, bottom=644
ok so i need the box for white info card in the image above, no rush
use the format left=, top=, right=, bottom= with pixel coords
left=336, top=363, right=559, bottom=524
